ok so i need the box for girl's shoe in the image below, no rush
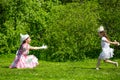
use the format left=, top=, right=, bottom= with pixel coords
left=96, top=68, right=99, bottom=70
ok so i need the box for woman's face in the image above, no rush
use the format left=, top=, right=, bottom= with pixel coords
left=26, top=37, right=31, bottom=43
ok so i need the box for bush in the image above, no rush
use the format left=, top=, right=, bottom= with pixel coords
left=42, top=2, right=100, bottom=61
left=1, top=0, right=120, bottom=61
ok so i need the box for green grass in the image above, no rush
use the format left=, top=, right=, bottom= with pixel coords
left=0, top=54, right=120, bottom=80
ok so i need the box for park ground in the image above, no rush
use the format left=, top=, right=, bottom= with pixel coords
left=0, top=54, right=120, bottom=80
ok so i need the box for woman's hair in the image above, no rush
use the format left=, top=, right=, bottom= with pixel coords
left=100, top=31, right=110, bottom=40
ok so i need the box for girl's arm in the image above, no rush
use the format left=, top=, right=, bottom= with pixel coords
left=105, top=39, right=119, bottom=45
left=29, top=45, right=47, bottom=50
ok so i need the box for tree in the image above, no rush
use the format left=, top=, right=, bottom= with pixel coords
left=0, top=0, right=48, bottom=54
left=44, top=2, right=100, bottom=61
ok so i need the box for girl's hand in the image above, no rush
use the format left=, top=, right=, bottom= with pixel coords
left=114, top=40, right=120, bottom=46
left=117, top=42, right=120, bottom=46
left=41, top=44, right=47, bottom=49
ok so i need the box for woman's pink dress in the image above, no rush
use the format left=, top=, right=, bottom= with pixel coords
left=9, top=43, right=39, bottom=69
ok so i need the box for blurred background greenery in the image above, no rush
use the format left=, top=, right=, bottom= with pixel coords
left=0, top=0, right=120, bottom=61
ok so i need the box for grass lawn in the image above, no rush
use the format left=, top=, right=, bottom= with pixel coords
left=0, top=54, right=120, bottom=80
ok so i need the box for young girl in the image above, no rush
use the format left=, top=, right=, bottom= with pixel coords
left=9, top=34, right=47, bottom=69
left=96, top=26, right=119, bottom=70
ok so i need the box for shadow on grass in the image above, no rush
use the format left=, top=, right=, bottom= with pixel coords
left=72, top=67, right=118, bottom=70
left=0, top=65, right=9, bottom=68
left=81, top=67, right=96, bottom=70
left=72, top=66, right=95, bottom=70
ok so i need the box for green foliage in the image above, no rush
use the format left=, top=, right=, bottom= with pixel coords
left=0, top=0, right=48, bottom=54
left=59, top=0, right=85, bottom=4
left=43, top=2, right=100, bottom=61
left=1, top=0, right=120, bottom=61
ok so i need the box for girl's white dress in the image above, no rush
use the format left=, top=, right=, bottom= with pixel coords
left=99, top=37, right=114, bottom=59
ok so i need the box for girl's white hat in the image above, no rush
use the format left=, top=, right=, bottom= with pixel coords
left=20, top=33, right=29, bottom=44
left=98, top=25, right=104, bottom=32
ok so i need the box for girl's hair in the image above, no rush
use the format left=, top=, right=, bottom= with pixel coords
left=17, top=37, right=29, bottom=55
left=100, top=31, right=110, bottom=40
left=19, top=37, right=29, bottom=50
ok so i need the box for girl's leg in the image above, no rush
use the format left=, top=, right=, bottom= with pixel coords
left=104, top=59, right=118, bottom=67
left=96, top=58, right=101, bottom=70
